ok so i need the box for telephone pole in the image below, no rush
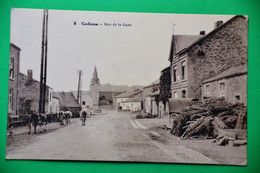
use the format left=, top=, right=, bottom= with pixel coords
left=77, top=70, right=83, bottom=104
left=39, top=9, right=48, bottom=113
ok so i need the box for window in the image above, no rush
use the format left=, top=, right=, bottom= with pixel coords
left=50, top=92, right=52, bottom=102
left=181, top=61, right=186, bottom=80
left=197, top=50, right=205, bottom=56
left=220, top=82, right=225, bottom=92
left=173, top=66, right=177, bottom=82
left=82, top=101, right=85, bottom=105
left=174, top=91, right=178, bottom=99
left=8, top=89, right=14, bottom=111
left=205, top=85, right=210, bottom=93
left=9, top=58, right=14, bottom=79
left=235, top=95, right=241, bottom=103
left=182, top=90, right=186, bottom=98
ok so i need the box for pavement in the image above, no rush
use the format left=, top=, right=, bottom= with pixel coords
left=5, top=109, right=246, bottom=165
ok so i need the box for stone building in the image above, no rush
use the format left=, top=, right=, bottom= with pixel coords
left=121, top=92, right=143, bottom=112
left=8, top=43, right=21, bottom=118
left=18, top=70, right=54, bottom=115
left=202, top=65, right=247, bottom=105
left=142, top=79, right=160, bottom=115
left=169, top=15, right=248, bottom=100
left=116, top=91, right=140, bottom=110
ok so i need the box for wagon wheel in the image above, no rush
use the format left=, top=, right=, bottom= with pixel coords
left=168, top=114, right=175, bottom=127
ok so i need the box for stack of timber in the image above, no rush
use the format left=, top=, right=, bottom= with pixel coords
left=170, top=97, right=247, bottom=146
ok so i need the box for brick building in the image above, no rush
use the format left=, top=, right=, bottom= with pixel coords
left=19, top=70, right=54, bottom=115
left=8, top=43, right=21, bottom=118
left=169, top=15, right=248, bottom=100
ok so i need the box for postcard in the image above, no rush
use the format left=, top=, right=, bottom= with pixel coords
left=6, top=8, right=247, bottom=165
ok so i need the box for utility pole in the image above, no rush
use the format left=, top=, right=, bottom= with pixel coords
left=39, top=9, right=48, bottom=114
left=77, top=70, right=83, bottom=105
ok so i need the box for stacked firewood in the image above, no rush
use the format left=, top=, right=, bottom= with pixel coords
left=170, top=98, right=247, bottom=146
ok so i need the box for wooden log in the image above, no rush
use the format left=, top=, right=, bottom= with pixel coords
left=230, top=140, right=247, bottom=147
left=217, top=137, right=228, bottom=146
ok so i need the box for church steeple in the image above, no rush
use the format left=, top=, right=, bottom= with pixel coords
left=90, top=65, right=100, bottom=85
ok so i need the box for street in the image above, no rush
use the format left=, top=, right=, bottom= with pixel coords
left=6, top=109, right=219, bottom=164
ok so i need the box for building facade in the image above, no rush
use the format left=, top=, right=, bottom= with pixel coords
left=8, top=43, right=21, bottom=118
left=86, top=66, right=143, bottom=109
left=202, top=65, right=247, bottom=105
left=19, top=70, right=54, bottom=115
left=169, top=15, right=248, bottom=100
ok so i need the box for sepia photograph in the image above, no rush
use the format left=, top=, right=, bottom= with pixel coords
left=6, top=8, right=248, bottom=165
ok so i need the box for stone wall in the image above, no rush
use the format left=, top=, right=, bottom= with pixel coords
left=203, top=74, right=247, bottom=105
left=19, top=73, right=50, bottom=115
left=186, top=16, right=248, bottom=99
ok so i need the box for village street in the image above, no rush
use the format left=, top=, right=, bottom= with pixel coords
left=6, top=109, right=246, bottom=165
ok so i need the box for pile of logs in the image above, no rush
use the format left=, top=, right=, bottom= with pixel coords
left=170, top=98, right=247, bottom=146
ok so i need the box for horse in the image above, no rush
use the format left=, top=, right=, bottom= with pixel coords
left=80, top=110, right=87, bottom=126
left=58, top=111, right=65, bottom=125
left=64, top=111, right=72, bottom=124
left=28, top=112, right=48, bottom=135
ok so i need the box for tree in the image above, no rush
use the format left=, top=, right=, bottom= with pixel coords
left=159, top=69, right=171, bottom=106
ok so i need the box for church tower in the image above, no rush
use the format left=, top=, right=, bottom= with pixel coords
left=89, top=66, right=100, bottom=109
left=90, top=66, right=100, bottom=86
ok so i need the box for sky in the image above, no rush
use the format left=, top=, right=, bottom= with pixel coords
left=10, top=8, right=234, bottom=92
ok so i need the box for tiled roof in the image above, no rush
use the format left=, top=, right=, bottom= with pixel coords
left=202, top=65, right=247, bottom=84
left=123, top=93, right=143, bottom=103
left=54, top=91, right=81, bottom=108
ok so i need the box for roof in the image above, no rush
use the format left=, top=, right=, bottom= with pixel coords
left=202, top=65, right=247, bottom=84
left=173, top=35, right=202, bottom=53
left=116, top=91, right=140, bottom=98
left=19, top=72, right=52, bottom=89
left=168, top=35, right=202, bottom=61
left=93, top=84, right=143, bottom=93
left=123, top=93, right=143, bottom=103
left=147, top=90, right=160, bottom=97
left=161, top=66, right=171, bottom=73
left=176, top=15, right=246, bottom=55
left=54, top=91, right=81, bottom=108
left=71, top=91, right=92, bottom=99
left=143, top=79, right=160, bottom=89
left=10, top=43, right=21, bottom=51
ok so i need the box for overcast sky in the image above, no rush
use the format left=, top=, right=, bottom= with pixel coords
left=10, top=8, right=234, bottom=92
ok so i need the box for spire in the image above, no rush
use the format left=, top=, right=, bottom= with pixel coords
left=90, top=65, right=100, bottom=85
left=94, top=65, right=97, bottom=73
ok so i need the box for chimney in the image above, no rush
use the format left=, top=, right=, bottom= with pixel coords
left=27, top=69, right=33, bottom=80
left=214, top=21, right=223, bottom=28
left=200, top=31, right=205, bottom=35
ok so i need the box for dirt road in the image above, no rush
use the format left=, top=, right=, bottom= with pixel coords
left=6, top=110, right=218, bottom=164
